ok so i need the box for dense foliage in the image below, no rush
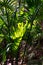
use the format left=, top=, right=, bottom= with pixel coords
left=0, top=0, right=43, bottom=64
